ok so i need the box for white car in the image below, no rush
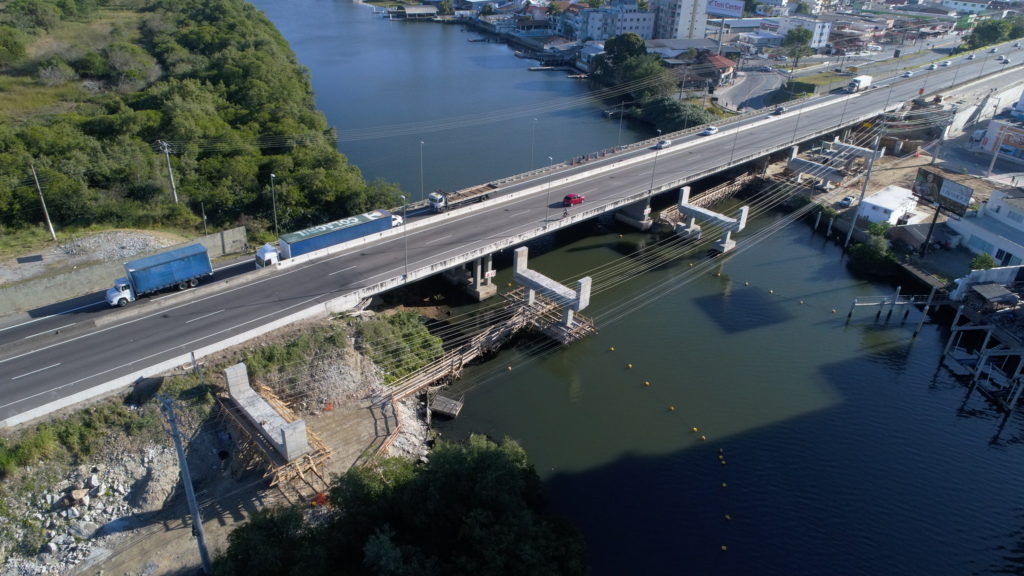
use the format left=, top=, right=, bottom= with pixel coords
left=927, top=63, right=937, bottom=70
left=701, top=126, right=719, bottom=136
left=967, top=54, right=976, bottom=60
left=654, top=139, right=672, bottom=149
left=941, top=61, right=951, bottom=67
left=902, top=71, right=914, bottom=77
left=391, top=214, right=404, bottom=227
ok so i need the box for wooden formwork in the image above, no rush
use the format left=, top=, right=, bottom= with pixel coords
left=214, top=385, right=332, bottom=500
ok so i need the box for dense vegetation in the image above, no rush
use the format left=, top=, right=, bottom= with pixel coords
left=352, top=310, right=445, bottom=384
left=590, top=33, right=720, bottom=131
left=0, top=0, right=399, bottom=243
left=961, top=17, right=1024, bottom=51
left=214, top=434, right=588, bottom=576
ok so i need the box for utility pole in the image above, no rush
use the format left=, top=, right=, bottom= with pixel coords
left=29, top=162, right=57, bottom=242
left=844, top=135, right=881, bottom=249
left=157, top=140, right=179, bottom=204
left=159, top=395, right=212, bottom=575
left=200, top=202, right=208, bottom=235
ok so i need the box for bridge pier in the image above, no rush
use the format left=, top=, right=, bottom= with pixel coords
left=675, top=185, right=749, bottom=254
left=614, top=199, right=653, bottom=231
left=466, top=254, right=497, bottom=301
left=512, top=247, right=592, bottom=339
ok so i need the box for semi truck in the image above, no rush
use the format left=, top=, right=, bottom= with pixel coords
left=106, top=243, right=213, bottom=307
left=846, top=75, right=872, bottom=92
left=255, top=209, right=394, bottom=268
left=427, top=183, right=496, bottom=213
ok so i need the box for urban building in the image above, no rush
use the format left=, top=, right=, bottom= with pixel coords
left=776, top=16, right=833, bottom=48
left=949, top=187, right=1024, bottom=266
left=861, top=185, right=923, bottom=225
left=558, top=1, right=655, bottom=41
left=651, top=0, right=707, bottom=39
left=941, top=0, right=989, bottom=13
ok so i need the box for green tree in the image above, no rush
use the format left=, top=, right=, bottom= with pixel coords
left=480, top=3, right=496, bottom=15
left=783, top=27, right=814, bottom=67
left=439, top=0, right=452, bottom=14
left=0, top=26, right=28, bottom=68
left=965, top=20, right=1011, bottom=49
left=970, top=253, right=997, bottom=270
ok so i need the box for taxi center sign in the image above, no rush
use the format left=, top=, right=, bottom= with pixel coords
left=707, top=0, right=744, bottom=18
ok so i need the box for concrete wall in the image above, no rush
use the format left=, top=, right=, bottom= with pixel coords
left=0, top=227, right=247, bottom=315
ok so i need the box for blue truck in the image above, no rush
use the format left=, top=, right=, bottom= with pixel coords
left=255, top=209, right=395, bottom=268
left=106, top=243, right=213, bottom=307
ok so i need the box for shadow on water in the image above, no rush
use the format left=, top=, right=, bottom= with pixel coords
left=534, top=349, right=1024, bottom=576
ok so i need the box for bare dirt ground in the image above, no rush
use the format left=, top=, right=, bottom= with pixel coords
left=0, top=230, right=185, bottom=287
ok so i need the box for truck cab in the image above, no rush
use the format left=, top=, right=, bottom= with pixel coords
left=255, top=243, right=281, bottom=268
left=427, top=190, right=449, bottom=213
left=106, top=278, right=136, bottom=307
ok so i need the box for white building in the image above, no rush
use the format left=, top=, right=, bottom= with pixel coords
left=862, top=185, right=922, bottom=225
left=941, top=0, right=989, bottom=13
left=561, top=2, right=656, bottom=41
left=652, top=0, right=707, bottom=39
left=948, top=188, right=1024, bottom=266
left=776, top=16, right=832, bottom=49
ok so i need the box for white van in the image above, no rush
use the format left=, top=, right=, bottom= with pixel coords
left=867, top=44, right=882, bottom=51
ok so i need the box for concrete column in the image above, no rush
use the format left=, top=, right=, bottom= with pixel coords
left=677, top=186, right=691, bottom=208
left=466, top=255, right=497, bottom=301
left=615, top=199, right=653, bottom=231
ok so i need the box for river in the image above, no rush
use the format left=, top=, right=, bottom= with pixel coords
left=248, top=2, right=1024, bottom=574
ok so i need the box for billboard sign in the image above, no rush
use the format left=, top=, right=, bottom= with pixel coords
left=911, top=168, right=972, bottom=217
left=706, top=0, right=744, bottom=18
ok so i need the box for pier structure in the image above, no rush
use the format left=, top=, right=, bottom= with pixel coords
left=674, top=185, right=750, bottom=253
left=512, top=246, right=592, bottom=336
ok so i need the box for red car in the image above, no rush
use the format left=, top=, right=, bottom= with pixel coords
left=563, top=193, right=585, bottom=206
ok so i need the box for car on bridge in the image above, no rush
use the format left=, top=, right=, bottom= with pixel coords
left=654, top=139, right=673, bottom=149
left=773, top=106, right=787, bottom=115
left=391, top=214, right=404, bottom=227
left=941, top=61, right=951, bottom=66
left=989, top=47, right=999, bottom=53
left=927, top=63, right=937, bottom=70
left=902, top=70, right=914, bottom=77
left=838, top=196, right=855, bottom=208
left=563, top=193, right=585, bottom=206
left=701, top=126, right=720, bottom=136
left=967, top=54, right=976, bottom=60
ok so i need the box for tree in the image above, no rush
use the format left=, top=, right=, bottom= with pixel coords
left=783, top=27, right=814, bottom=67
left=970, top=253, right=997, bottom=270
left=439, top=0, right=452, bottom=14
left=480, top=3, right=496, bottom=15
left=0, top=26, right=27, bottom=69
left=604, top=32, right=647, bottom=61
left=215, top=435, right=588, bottom=575
left=965, top=20, right=1011, bottom=50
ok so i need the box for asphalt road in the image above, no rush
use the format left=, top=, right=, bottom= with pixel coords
left=1, top=44, right=1020, bottom=425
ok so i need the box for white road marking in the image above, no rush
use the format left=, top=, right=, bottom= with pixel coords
left=425, top=234, right=453, bottom=245
left=328, top=265, right=358, bottom=277
left=12, top=363, right=61, bottom=380
left=185, top=309, right=224, bottom=324
left=0, top=302, right=104, bottom=333
left=23, top=323, right=76, bottom=340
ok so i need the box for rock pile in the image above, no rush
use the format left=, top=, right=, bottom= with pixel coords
left=0, top=445, right=179, bottom=576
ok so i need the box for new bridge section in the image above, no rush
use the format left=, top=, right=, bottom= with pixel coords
left=1, top=55, right=1020, bottom=426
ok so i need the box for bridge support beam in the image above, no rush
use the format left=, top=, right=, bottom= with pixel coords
left=676, top=186, right=749, bottom=254
left=614, top=199, right=653, bottom=231
left=466, top=254, right=497, bottom=301
left=512, top=247, right=591, bottom=332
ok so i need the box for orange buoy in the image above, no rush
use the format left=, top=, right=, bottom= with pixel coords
left=627, top=363, right=633, bottom=369
left=507, top=366, right=512, bottom=371
left=669, top=405, right=676, bottom=411
left=691, top=427, right=699, bottom=433
left=609, top=346, right=615, bottom=351
left=644, top=380, right=651, bottom=386
left=700, top=435, right=707, bottom=441
left=832, top=308, right=837, bottom=313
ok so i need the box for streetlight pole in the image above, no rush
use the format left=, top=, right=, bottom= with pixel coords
left=531, top=118, right=537, bottom=170
left=546, top=156, right=554, bottom=222
left=270, top=173, right=278, bottom=237
left=419, top=141, right=424, bottom=202
left=617, top=101, right=624, bottom=148
left=400, top=194, right=409, bottom=279
left=649, top=129, right=661, bottom=193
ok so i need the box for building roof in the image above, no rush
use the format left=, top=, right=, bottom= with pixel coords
left=866, top=184, right=916, bottom=210
left=706, top=53, right=736, bottom=67
left=399, top=5, right=438, bottom=13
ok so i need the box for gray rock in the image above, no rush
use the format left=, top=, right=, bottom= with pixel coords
left=68, top=507, right=80, bottom=519
left=45, top=541, right=58, bottom=554
left=69, top=521, right=99, bottom=540
left=79, top=494, right=90, bottom=508
left=88, top=474, right=100, bottom=488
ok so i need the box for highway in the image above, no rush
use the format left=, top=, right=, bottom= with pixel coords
left=1, top=47, right=1020, bottom=425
